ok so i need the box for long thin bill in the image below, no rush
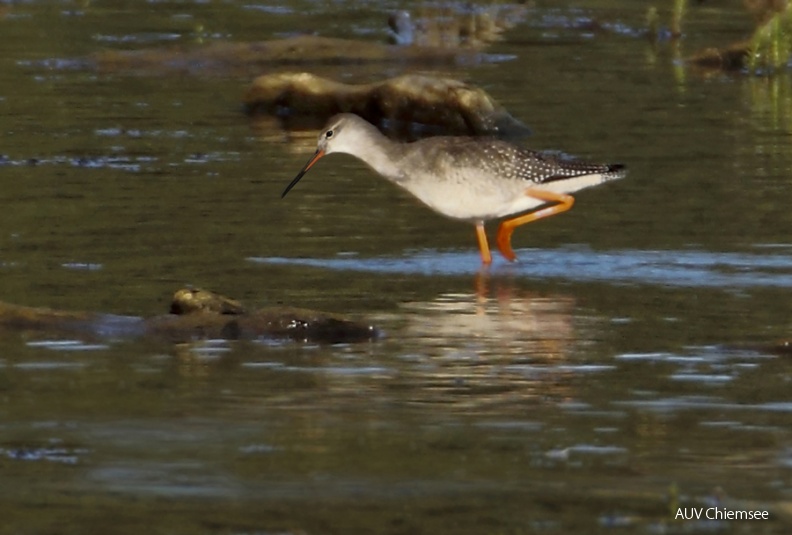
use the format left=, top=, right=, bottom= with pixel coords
left=281, top=149, right=325, bottom=198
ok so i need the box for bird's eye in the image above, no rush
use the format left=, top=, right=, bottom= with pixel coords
left=325, top=129, right=334, bottom=139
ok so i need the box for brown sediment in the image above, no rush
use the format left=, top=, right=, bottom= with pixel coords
left=92, top=35, right=483, bottom=76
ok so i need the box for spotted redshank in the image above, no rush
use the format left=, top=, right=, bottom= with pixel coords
left=282, top=113, right=626, bottom=264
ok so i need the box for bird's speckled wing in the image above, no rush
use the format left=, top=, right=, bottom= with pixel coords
left=410, top=137, right=624, bottom=185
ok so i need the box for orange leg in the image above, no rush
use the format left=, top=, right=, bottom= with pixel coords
left=475, top=269, right=489, bottom=302
left=496, top=190, right=575, bottom=262
left=475, top=221, right=492, bottom=265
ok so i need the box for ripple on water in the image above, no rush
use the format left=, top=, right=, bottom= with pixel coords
left=250, top=247, right=792, bottom=289
left=240, top=360, right=393, bottom=377
left=545, top=444, right=629, bottom=461
left=615, top=347, right=774, bottom=389
left=614, top=397, right=792, bottom=414
left=25, top=340, right=110, bottom=352
left=61, top=262, right=103, bottom=271
left=1, top=443, right=89, bottom=465
left=88, top=462, right=238, bottom=498
left=92, top=33, right=183, bottom=44
left=668, top=373, right=734, bottom=384
left=187, top=339, right=233, bottom=360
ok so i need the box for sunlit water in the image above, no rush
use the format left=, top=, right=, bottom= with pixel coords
left=0, top=1, right=791, bottom=533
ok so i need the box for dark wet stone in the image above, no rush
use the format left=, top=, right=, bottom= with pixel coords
left=0, top=288, right=378, bottom=344
left=245, top=72, right=531, bottom=140
left=686, top=41, right=751, bottom=72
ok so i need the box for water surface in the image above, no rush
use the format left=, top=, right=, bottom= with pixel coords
left=0, top=1, right=790, bottom=533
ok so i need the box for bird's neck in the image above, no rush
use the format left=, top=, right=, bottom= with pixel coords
left=350, top=126, right=406, bottom=183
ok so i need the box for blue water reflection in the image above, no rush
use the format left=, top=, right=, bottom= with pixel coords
left=252, top=246, right=792, bottom=288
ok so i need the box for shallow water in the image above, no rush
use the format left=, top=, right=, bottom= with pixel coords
left=1, top=0, right=791, bottom=533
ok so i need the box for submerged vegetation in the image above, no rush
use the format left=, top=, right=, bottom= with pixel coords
left=749, top=2, right=792, bottom=72
left=656, top=0, right=792, bottom=74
